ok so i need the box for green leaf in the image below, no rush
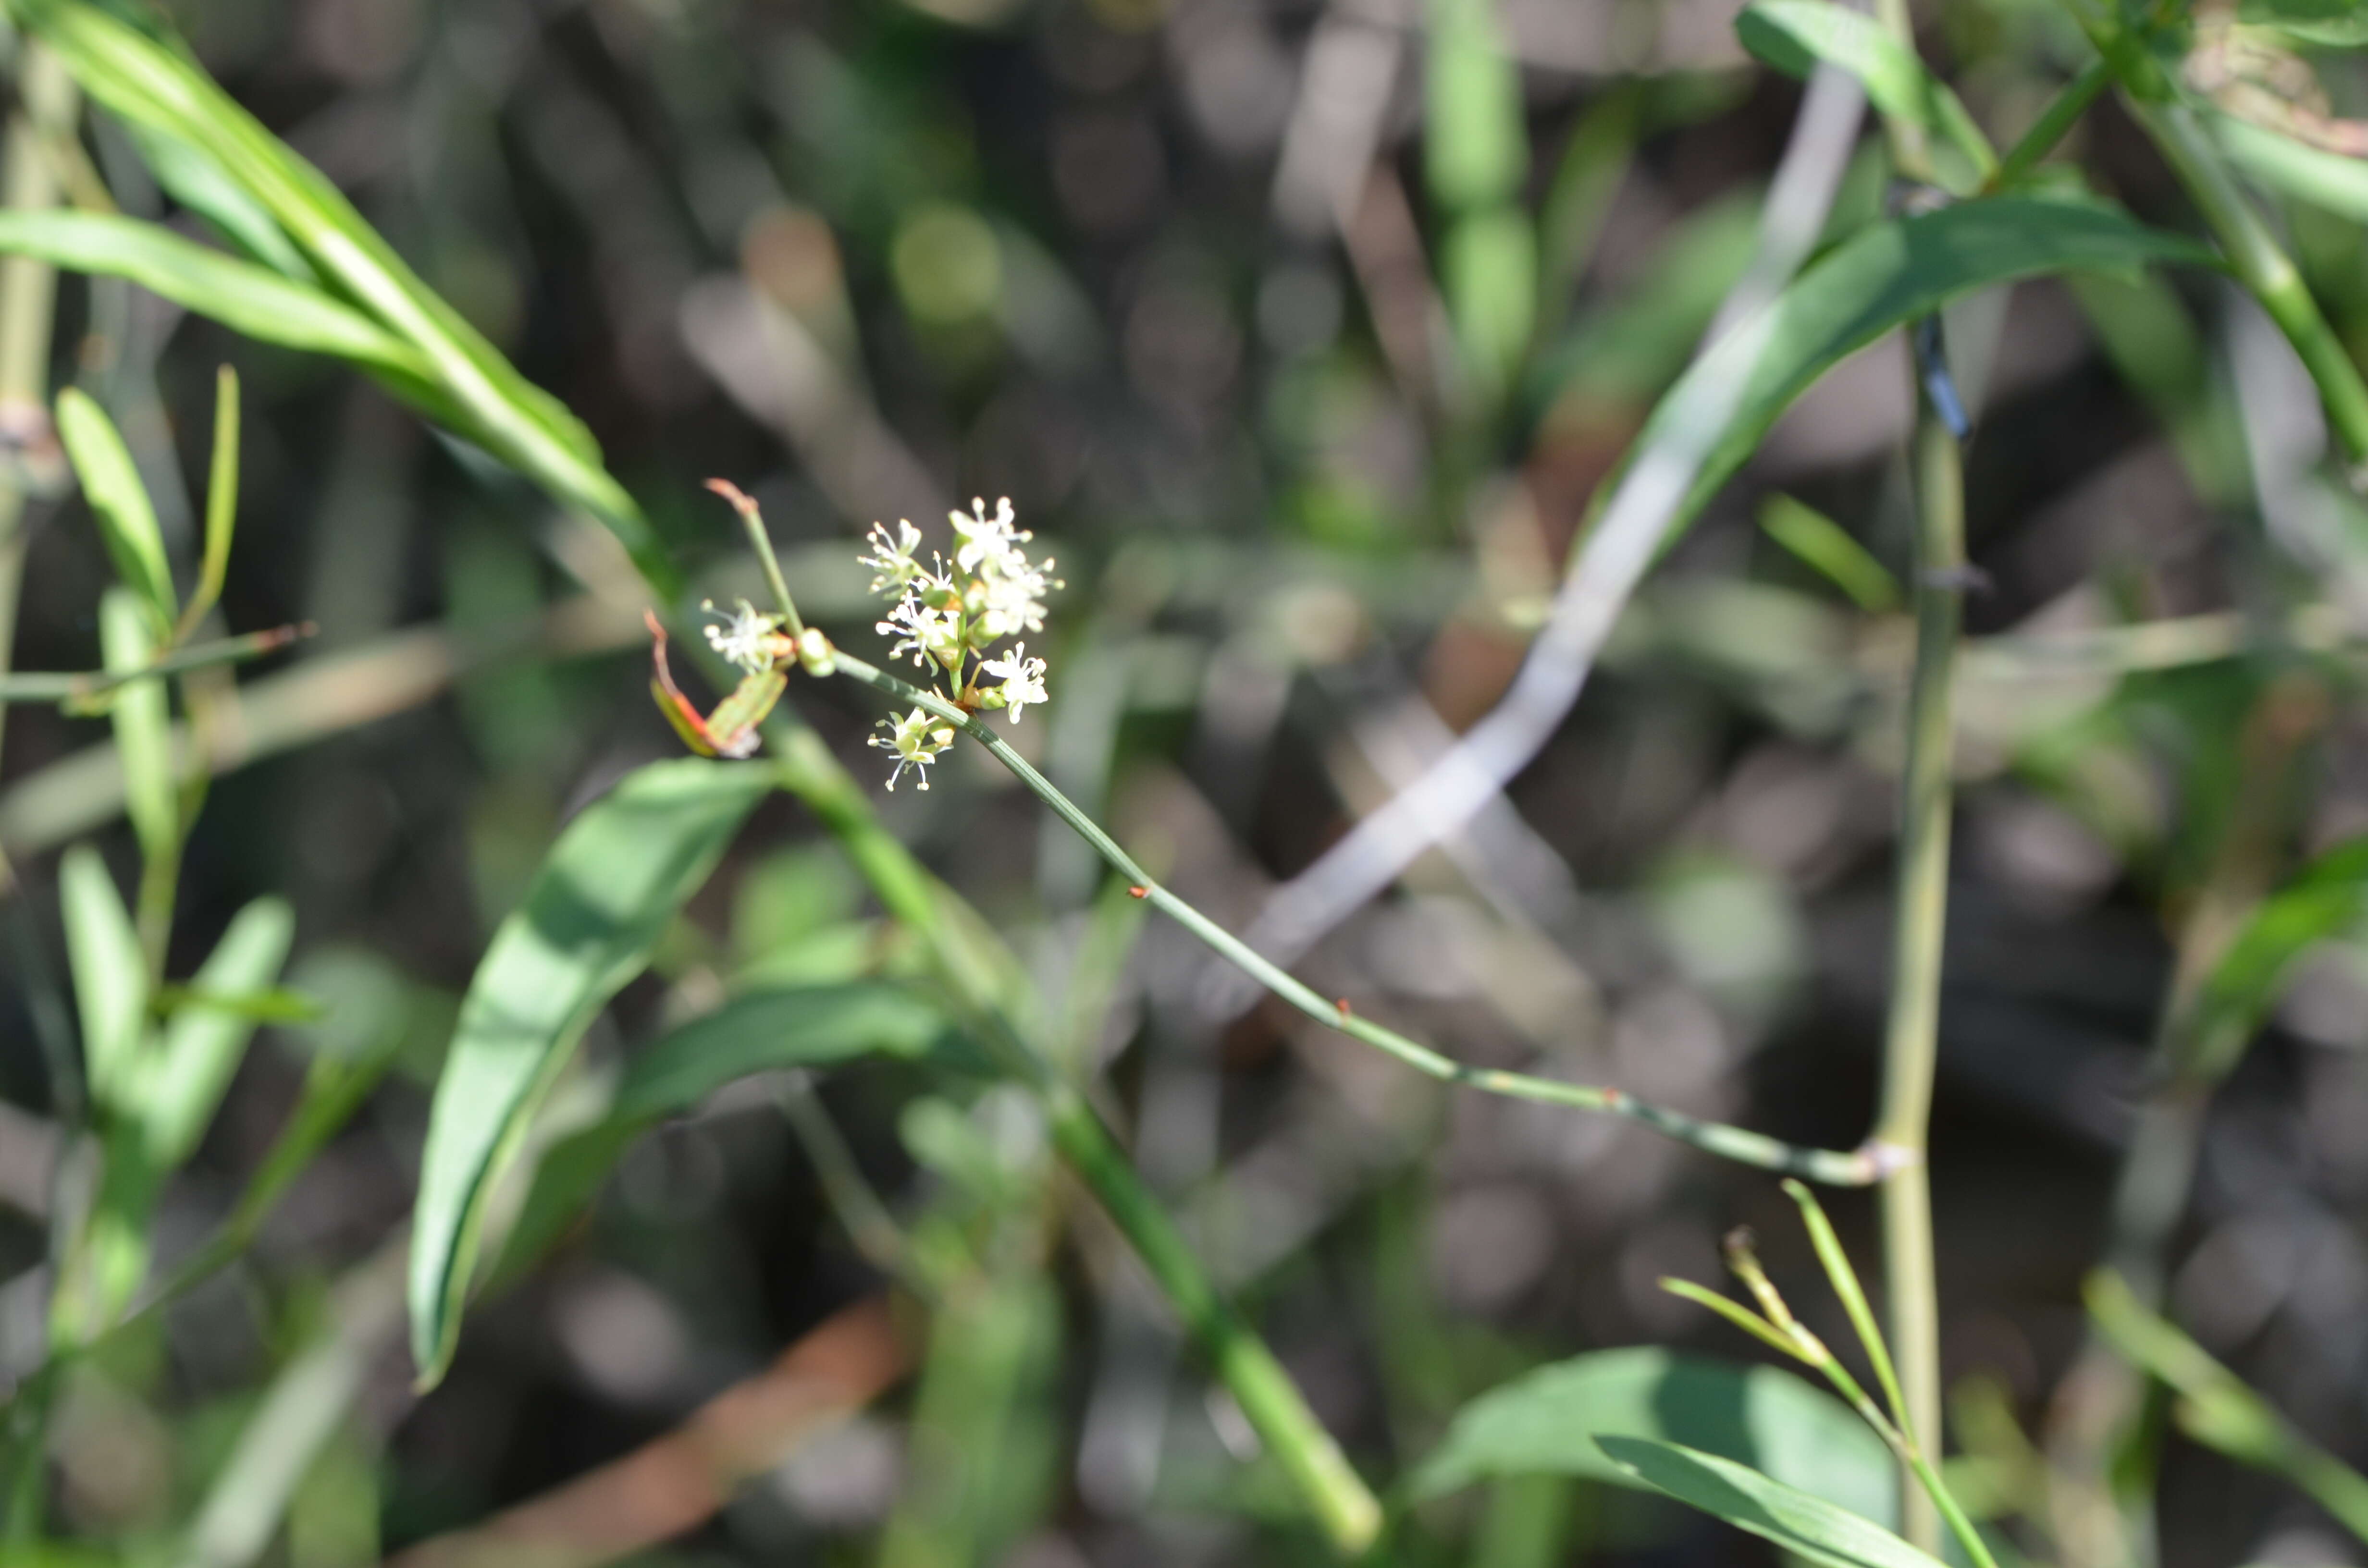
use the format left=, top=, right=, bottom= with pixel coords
left=1411, top=1348, right=1898, bottom=1529
left=2182, top=834, right=2368, bottom=1080
left=2086, top=1270, right=2368, bottom=1541
left=2212, top=113, right=2368, bottom=224
left=59, top=391, right=174, bottom=635
left=1759, top=494, right=1900, bottom=612
left=407, top=758, right=773, bottom=1387
left=138, top=896, right=294, bottom=1170
left=488, top=981, right=960, bottom=1289
left=1426, top=0, right=1526, bottom=211
left=9, top=0, right=657, bottom=573
left=1610, top=196, right=2214, bottom=542
left=1598, top=1436, right=1946, bottom=1568
left=0, top=213, right=427, bottom=379
left=179, top=364, right=239, bottom=640
left=99, top=588, right=175, bottom=871
left=1736, top=1, right=1997, bottom=184
left=123, top=120, right=321, bottom=283
left=2236, top=0, right=2368, bottom=46
left=58, top=843, right=146, bottom=1114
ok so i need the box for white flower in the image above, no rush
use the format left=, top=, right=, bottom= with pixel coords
left=869, top=706, right=954, bottom=790
left=702, top=598, right=779, bottom=674
left=952, top=496, right=1026, bottom=577
left=980, top=642, right=1048, bottom=722
left=860, top=519, right=927, bottom=595
left=876, top=582, right=964, bottom=669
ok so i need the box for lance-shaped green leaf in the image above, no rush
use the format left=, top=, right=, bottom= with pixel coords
left=488, top=981, right=960, bottom=1289
left=2086, top=1271, right=2368, bottom=1541
left=1599, top=1437, right=1947, bottom=1568
left=2212, top=112, right=2368, bottom=225
left=2237, top=0, right=2368, bottom=46
left=139, top=896, right=294, bottom=1170
left=6, top=0, right=659, bottom=578
left=2180, top=834, right=2368, bottom=1080
left=408, top=759, right=773, bottom=1386
left=58, top=843, right=145, bottom=1113
left=0, top=214, right=425, bottom=378
left=123, top=120, right=321, bottom=283
left=1411, top=1348, right=1897, bottom=1528
left=1736, top=0, right=1998, bottom=185
left=59, top=391, right=174, bottom=635
left=1575, top=195, right=2216, bottom=541
left=177, top=365, right=240, bottom=642
left=99, top=588, right=175, bottom=872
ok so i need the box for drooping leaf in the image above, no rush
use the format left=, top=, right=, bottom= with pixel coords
left=2181, top=834, right=2368, bottom=1079
left=139, top=896, right=294, bottom=1170
left=1736, top=0, right=1997, bottom=184
left=407, top=759, right=774, bottom=1386
left=2212, top=113, right=2368, bottom=224
left=1411, top=1348, right=1898, bottom=1529
left=7, top=0, right=654, bottom=573
left=1586, top=195, right=2216, bottom=543
left=0, top=214, right=426, bottom=378
left=1598, top=1436, right=1946, bottom=1568
left=59, top=391, right=174, bottom=635
left=488, top=981, right=962, bottom=1288
left=2086, top=1271, right=2368, bottom=1542
left=58, top=843, right=146, bottom=1113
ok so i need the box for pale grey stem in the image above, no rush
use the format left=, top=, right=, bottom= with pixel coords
left=1227, top=61, right=1870, bottom=987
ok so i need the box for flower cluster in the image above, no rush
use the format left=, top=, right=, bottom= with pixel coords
left=861, top=497, right=1059, bottom=791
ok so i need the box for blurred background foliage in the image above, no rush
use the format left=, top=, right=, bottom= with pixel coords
left=3, top=0, right=2368, bottom=1564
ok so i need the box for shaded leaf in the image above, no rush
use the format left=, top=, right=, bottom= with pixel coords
left=1412, top=1348, right=1897, bottom=1529
left=1598, top=1436, right=1945, bottom=1568
left=99, top=588, right=175, bottom=871
left=2182, top=834, right=2368, bottom=1078
left=2213, top=113, right=2368, bottom=224
left=408, top=759, right=774, bottom=1386
left=489, top=981, right=961, bottom=1289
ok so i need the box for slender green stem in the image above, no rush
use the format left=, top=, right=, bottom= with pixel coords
left=707, top=478, right=806, bottom=638
left=2130, top=98, right=2368, bottom=467
left=1874, top=404, right=1965, bottom=1554
left=0, top=623, right=310, bottom=707
left=1989, top=57, right=2110, bottom=190
left=756, top=710, right=1383, bottom=1554
left=829, top=649, right=1880, bottom=1186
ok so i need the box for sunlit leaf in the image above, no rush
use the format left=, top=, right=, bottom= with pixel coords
left=1412, top=1348, right=1898, bottom=1529
left=407, top=758, right=773, bottom=1386
left=99, top=588, right=175, bottom=873
left=59, top=391, right=174, bottom=635
left=58, top=842, right=145, bottom=1113
left=139, top=896, right=294, bottom=1170
left=2212, top=113, right=2368, bottom=224
left=1736, top=0, right=1997, bottom=184
left=1598, top=1436, right=1945, bottom=1568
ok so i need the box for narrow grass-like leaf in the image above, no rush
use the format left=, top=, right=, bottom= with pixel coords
left=1736, top=0, right=1997, bottom=184
left=1760, top=494, right=1900, bottom=612
left=2181, top=834, right=2368, bottom=1079
left=1783, top=1180, right=1910, bottom=1435
left=1660, top=1278, right=1812, bottom=1361
left=407, top=759, right=774, bottom=1386
left=0, top=213, right=424, bottom=377
left=2237, top=0, right=2368, bottom=45
left=1599, top=1436, right=1947, bottom=1568
left=2086, top=1270, right=2368, bottom=1541
left=8, top=0, right=660, bottom=574
left=489, top=981, right=959, bottom=1288
left=139, top=896, right=293, bottom=1170
left=176, top=364, right=239, bottom=642
left=1412, top=1348, right=1897, bottom=1529
left=1588, top=196, right=2215, bottom=544
left=58, top=843, right=144, bottom=1111
left=60, top=392, right=174, bottom=635
left=2212, top=113, right=2368, bottom=224
left=123, top=120, right=320, bottom=283
left=99, top=588, right=174, bottom=873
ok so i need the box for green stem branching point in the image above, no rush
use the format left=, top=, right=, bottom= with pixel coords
left=1989, top=57, right=2111, bottom=190
left=829, top=649, right=1882, bottom=1187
